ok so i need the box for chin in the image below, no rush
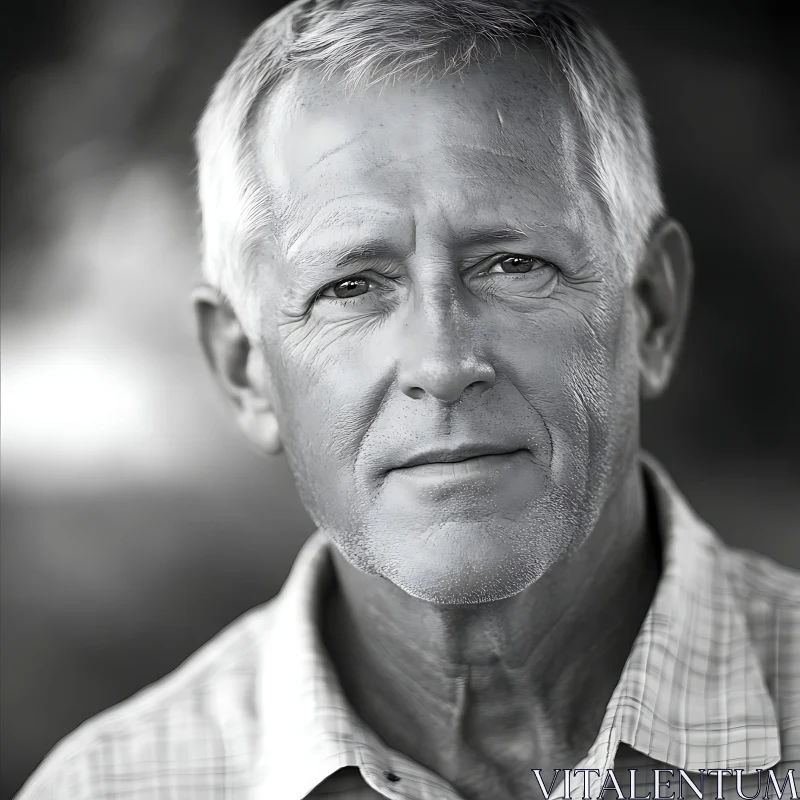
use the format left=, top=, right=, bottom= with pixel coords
left=377, top=518, right=573, bottom=606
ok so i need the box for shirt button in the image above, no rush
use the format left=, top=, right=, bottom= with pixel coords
left=384, top=771, right=401, bottom=783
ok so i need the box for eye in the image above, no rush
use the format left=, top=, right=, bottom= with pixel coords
left=320, top=276, right=371, bottom=299
left=486, top=255, right=547, bottom=274
left=470, top=253, right=559, bottom=299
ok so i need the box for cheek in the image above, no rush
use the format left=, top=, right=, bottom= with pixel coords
left=273, top=319, right=392, bottom=480
left=502, top=294, right=638, bottom=460
left=559, top=302, right=641, bottom=490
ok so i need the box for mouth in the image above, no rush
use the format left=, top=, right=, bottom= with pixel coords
left=387, top=447, right=530, bottom=487
left=389, top=446, right=529, bottom=476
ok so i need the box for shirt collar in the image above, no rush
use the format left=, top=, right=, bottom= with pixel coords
left=255, top=453, right=781, bottom=799
left=610, top=454, right=781, bottom=772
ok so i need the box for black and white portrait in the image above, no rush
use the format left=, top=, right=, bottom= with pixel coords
left=3, top=2, right=798, bottom=799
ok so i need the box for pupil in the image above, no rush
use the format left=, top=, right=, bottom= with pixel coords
left=334, top=278, right=368, bottom=298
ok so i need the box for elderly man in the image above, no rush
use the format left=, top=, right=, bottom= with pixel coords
left=18, top=1, right=798, bottom=799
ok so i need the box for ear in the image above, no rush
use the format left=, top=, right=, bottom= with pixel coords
left=633, top=218, right=694, bottom=399
left=192, top=284, right=282, bottom=455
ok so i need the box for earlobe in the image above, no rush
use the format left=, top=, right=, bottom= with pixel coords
left=191, top=283, right=283, bottom=455
left=240, top=346, right=283, bottom=455
left=239, top=402, right=283, bottom=455
left=634, top=218, right=693, bottom=399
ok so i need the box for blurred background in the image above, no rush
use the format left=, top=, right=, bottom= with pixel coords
left=1, top=0, right=798, bottom=795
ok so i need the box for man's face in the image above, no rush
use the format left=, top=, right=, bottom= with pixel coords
left=251, top=51, right=642, bottom=603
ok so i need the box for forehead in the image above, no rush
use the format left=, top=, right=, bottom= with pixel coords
left=253, top=49, right=608, bottom=263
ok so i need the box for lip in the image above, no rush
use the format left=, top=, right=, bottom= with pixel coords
left=391, top=445, right=524, bottom=471
left=387, top=447, right=529, bottom=484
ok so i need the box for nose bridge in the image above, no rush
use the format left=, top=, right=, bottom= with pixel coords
left=398, top=275, right=495, bottom=402
left=413, top=279, right=462, bottom=352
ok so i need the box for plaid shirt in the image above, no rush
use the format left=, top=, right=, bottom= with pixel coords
left=16, top=456, right=800, bottom=799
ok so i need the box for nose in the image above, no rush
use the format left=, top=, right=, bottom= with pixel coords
left=399, top=356, right=495, bottom=402
left=397, top=288, right=496, bottom=403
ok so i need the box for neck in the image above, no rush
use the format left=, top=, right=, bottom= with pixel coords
left=323, top=462, right=661, bottom=799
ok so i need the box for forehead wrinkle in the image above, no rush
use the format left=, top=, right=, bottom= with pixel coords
left=424, top=180, right=574, bottom=246
left=441, top=144, right=569, bottom=207
left=303, top=131, right=370, bottom=173
left=446, top=144, right=562, bottom=190
left=279, top=194, right=397, bottom=261
left=485, top=140, right=564, bottom=173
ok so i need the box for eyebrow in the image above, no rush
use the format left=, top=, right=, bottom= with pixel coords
left=327, top=226, right=535, bottom=268
left=456, top=224, right=535, bottom=248
left=294, top=221, right=548, bottom=292
left=285, top=239, right=402, bottom=301
left=330, top=240, right=399, bottom=272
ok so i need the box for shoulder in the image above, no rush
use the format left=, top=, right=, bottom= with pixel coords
left=718, top=544, right=800, bottom=764
left=16, top=600, right=279, bottom=800
left=718, top=543, right=800, bottom=657
left=722, top=544, right=800, bottom=606
left=720, top=543, right=800, bottom=628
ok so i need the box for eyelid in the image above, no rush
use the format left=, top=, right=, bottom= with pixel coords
left=474, top=253, right=554, bottom=274
left=318, top=274, right=369, bottom=298
left=311, top=255, right=556, bottom=308
left=314, top=270, right=391, bottom=303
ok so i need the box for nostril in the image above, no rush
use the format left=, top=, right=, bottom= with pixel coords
left=398, top=360, right=495, bottom=402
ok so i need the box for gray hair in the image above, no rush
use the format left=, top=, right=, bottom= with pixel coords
left=196, top=0, right=664, bottom=332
